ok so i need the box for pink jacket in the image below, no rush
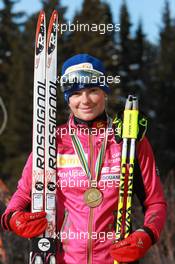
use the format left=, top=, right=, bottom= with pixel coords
left=2, top=116, right=167, bottom=264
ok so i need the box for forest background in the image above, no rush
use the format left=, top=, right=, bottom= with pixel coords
left=0, top=0, right=175, bottom=263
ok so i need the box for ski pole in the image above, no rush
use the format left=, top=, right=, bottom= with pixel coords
left=114, top=95, right=139, bottom=264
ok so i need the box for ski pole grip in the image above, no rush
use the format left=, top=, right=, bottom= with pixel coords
left=122, top=109, right=138, bottom=139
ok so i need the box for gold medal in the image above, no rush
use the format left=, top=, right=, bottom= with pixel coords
left=84, top=188, right=103, bottom=208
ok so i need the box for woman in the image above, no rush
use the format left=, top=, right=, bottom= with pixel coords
left=2, top=54, right=166, bottom=264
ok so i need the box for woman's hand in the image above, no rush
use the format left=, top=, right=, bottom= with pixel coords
left=9, top=211, right=47, bottom=238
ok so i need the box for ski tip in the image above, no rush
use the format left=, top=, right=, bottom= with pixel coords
left=48, top=9, right=58, bottom=33
left=35, top=10, right=46, bottom=65
left=52, top=10, right=58, bottom=17
left=50, top=10, right=59, bottom=26
left=38, top=10, right=46, bottom=21
left=36, top=10, right=46, bottom=38
left=47, top=10, right=58, bottom=50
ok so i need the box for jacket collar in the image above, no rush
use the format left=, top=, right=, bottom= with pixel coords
left=67, top=113, right=116, bottom=143
left=73, top=111, right=107, bottom=128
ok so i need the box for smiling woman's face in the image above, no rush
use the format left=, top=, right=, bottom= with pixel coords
left=68, top=87, right=106, bottom=121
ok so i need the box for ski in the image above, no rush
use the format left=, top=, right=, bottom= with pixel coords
left=44, top=10, right=58, bottom=264
left=30, top=10, right=58, bottom=264
left=30, top=10, right=46, bottom=264
left=114, top=95, right=139, bottom=264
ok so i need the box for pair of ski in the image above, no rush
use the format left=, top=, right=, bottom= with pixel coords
left=31, top=10, right=138, bottom=264
left=30, top=10, right=58, bottom=264
left=114, top=95, right=139, bottom=264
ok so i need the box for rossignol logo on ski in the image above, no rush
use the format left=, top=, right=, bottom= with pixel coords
left=38, top=238, right=51, bottom=252
left=47, top=11, right=58, bottom=67
left=35, top=11, right=46, bottom=68
left=36, top=80, right=46, bottom=170
left=36, top=14, right=45, bottom=55
left=48, top=81, right=57, bottom=170
left=36, top=23, right=45, bottom=55
left=35, top=181, right=44, bottom=191
left=48, top=20, right=57, bottom=55
left=47, top=182, right=56, bottom=191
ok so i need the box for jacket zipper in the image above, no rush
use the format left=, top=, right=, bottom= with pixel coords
left=59, top=210, right=69, bottom=252
left=87, top=129, right=94, bottom=264
left=88, top=208, right=94, bottom=264
left=60, top=210, right=69, bottom=233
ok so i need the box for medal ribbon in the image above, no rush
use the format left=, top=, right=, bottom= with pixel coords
left=69, top=116, right=112, bottom=182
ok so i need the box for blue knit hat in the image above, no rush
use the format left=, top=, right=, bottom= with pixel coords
left=60, top=54, right=110, bottom=102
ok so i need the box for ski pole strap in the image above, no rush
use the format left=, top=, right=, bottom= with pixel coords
left=113, top=111, right=147, bottom=143
left=122, top=110, right=138, bottom=139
